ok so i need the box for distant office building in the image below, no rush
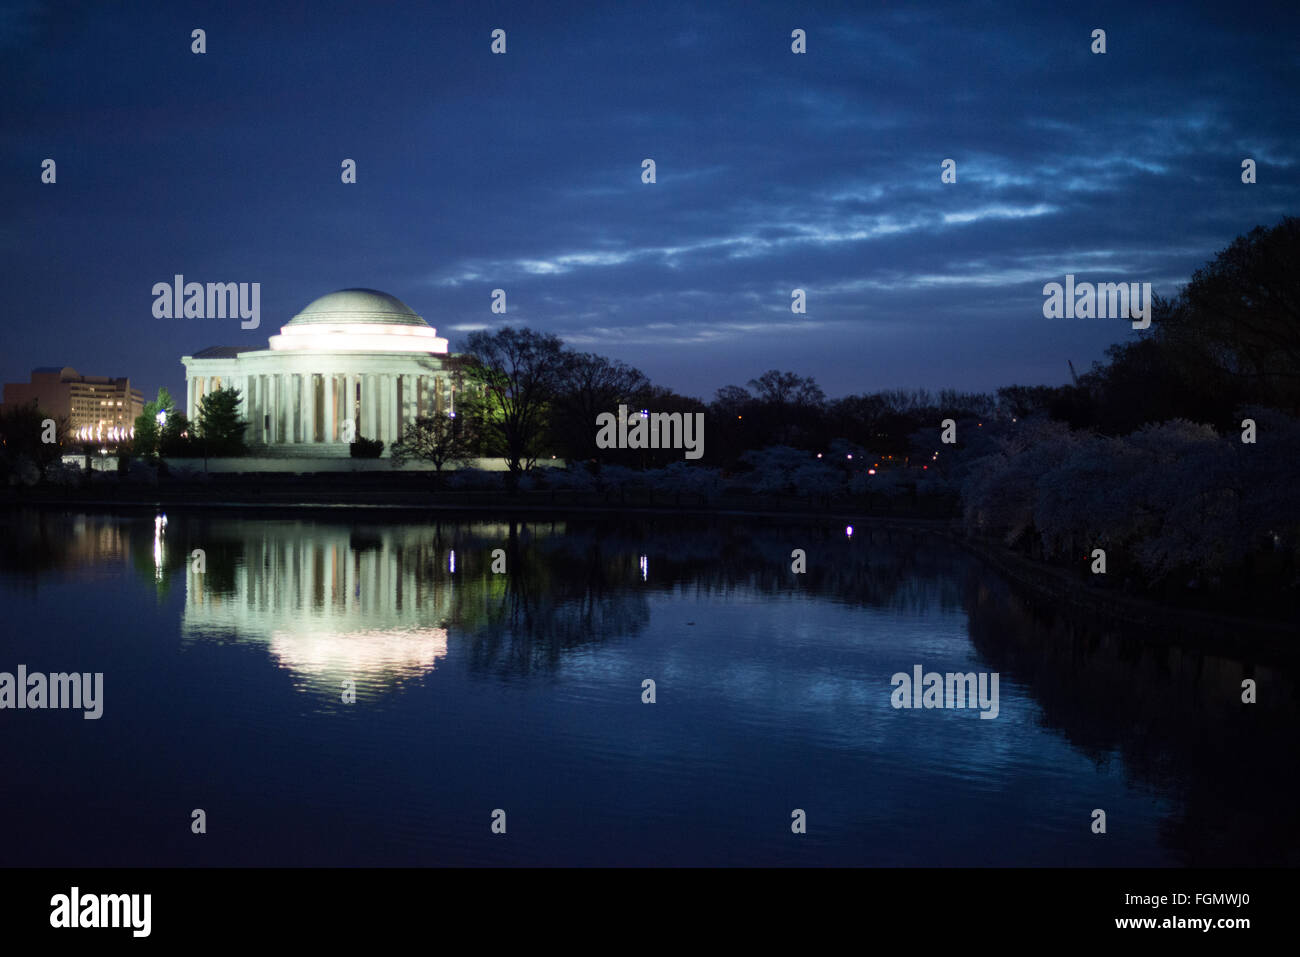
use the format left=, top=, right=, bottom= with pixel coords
left=2, top=366, right=145, bottom=442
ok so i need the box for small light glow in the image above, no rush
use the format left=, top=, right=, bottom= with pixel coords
left=845, top=525, right=853, bottom=538
left=639, top=555, right=648, bottom=581
left=868, top=468, right=876, bottom=475
left=449, top=550, right=456, bottom=573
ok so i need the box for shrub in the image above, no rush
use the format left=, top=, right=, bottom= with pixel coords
left=350, top=435, right=384, bottom=459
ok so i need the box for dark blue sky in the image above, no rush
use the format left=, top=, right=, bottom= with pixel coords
left=3, top=0, right=1297, bottom=404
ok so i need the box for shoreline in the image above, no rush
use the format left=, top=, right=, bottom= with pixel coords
left=4, top=486, right=1293, bottom=656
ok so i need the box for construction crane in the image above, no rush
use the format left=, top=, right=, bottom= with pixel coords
left=1067, top=359, right=1080, bottom=386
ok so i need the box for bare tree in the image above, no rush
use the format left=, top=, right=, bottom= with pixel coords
left=390, top=413, right=479, bottom=476
left=747, top=370, right=826, bottom=407
left=552, top=351, right=649, bottom=462
left=463, top=327, right=565, bottom=474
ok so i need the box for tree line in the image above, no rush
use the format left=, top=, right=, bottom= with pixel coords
left=4, top=216, right=1297, bottom=618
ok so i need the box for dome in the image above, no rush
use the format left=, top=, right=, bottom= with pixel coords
left=286, top=289, right=429, bottom=328
left=267, top=288, right=448, bottom=354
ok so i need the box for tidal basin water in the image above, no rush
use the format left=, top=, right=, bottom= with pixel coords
left=0, top=509, right=1294, bottom=867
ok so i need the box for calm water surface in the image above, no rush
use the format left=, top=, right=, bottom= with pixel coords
left=0, top=509, right=1294, bottom=866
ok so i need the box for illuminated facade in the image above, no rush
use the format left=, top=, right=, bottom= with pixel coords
left=181, top=289, right=458, bottom=455
left=1, top=366, right=144, bottom=442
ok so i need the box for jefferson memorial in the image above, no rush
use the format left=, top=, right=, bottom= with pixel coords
left=181, top=289, right=457, bottom=456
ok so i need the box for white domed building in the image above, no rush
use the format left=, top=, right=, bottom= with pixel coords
left=181, top=289, right=459, bottom=457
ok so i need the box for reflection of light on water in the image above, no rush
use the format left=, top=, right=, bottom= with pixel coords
left=449, top=549, right=455, bottom=573
left=181, top=522, right=461, bottom=695
left=639, top=555, right=648, bottom=581
left=154, top=513, right=167, bottom=580
left=268, top=626, right=448, bottom=686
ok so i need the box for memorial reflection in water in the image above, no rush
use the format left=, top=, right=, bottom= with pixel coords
left=182, top=521, right=453, bottom=692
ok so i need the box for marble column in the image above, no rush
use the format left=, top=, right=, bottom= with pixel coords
left=257, top=375, right=267, bottom=444
left=353, top=375, right=363, bottom=439
left=324, top=374, right=336, bottom=444
left=283, top=375, right=291, bottom=444
left=260, top=374, right=270, bottom=447
left=257, top=376, right=267, bottom=444
left=284, top=375, right=292, bottom=444
left=288, top=374, right=298, bottom=443
left=358, top=374, right=369, bottom=436
left=287, top=374, right=298, bottom=443
left=290, top=374, right=299, bottom=444
left=363, top=375, right=376, bottom=439
left=248, top=376, right=259, bottom=443
left=302, top=373, right=315, bottom=443
left=401, top=374, right=414, bottom=433
left=270, top=375, right=281, bottom=444
left=344, top=374, right=356, bottom=440
left=387, top=375, right=399, bottom=444
left=292, top=374, right=301, bottom=447
left=265, top=375, right=274, bottom=444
